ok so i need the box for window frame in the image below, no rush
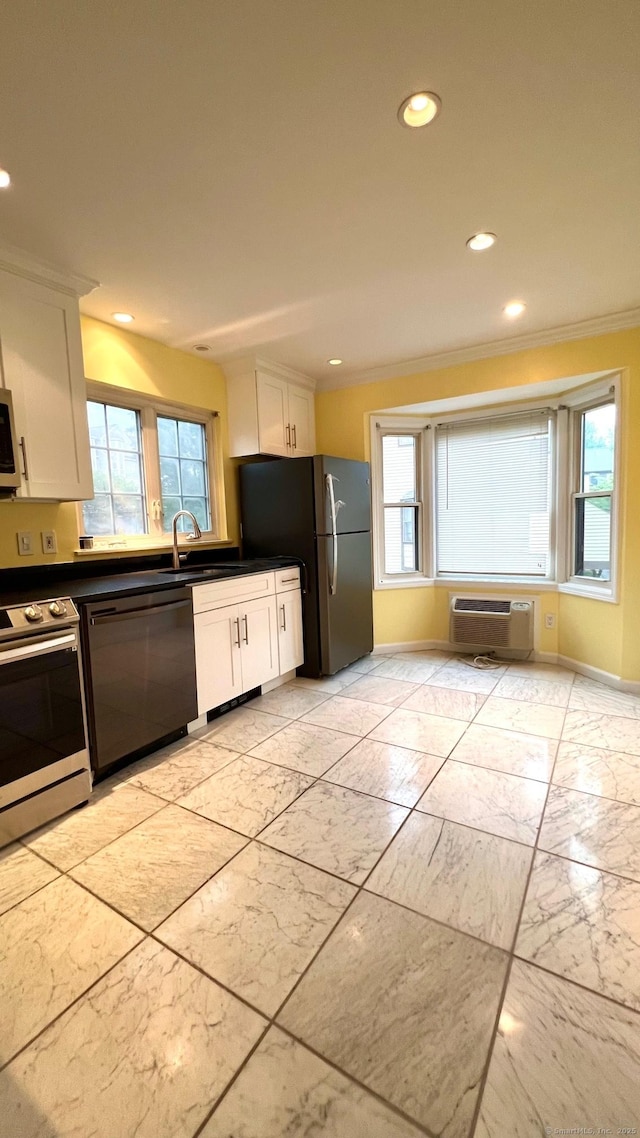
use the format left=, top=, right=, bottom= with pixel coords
left=370, top=374, right=621, bottom=601
left=371, top=416, right=432, bottom=589
left=433, top=407, right=557, bottom=583
left=559, top=378, right=620, bottom=601
left=79, top=381, right=227, bottom=550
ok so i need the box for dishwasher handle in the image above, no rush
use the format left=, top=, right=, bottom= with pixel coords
left=89, top=598, right=192, bottom=625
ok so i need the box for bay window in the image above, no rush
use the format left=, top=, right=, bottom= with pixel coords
left=372, top=375, right=619, bottom=599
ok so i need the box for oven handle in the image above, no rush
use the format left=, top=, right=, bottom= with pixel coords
left=0, top=632, right=77, bottom=664
left=89, top=598, right=192, bottom=625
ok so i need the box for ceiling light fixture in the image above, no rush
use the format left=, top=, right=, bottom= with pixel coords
left=0, top=168, right=11, bottom=189
left=466, top=232, right=496, bottom=251
left=327, top=358, right=343, bottom=366
left=193, top=344, right=210, bottom=352
left=112, top=312, right=134, bottom=324
left=503, top=301, right=526, bottom=318
left=398, top=91, right=441, bottom=128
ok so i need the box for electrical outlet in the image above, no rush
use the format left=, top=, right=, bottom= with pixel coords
left=544, top=613, right=556, bottom=630
left=41, top=530, right=57, bottom=554
left=17, top=531, right=33, bottom=556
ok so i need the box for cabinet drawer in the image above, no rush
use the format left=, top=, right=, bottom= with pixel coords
left=192, top=572, right=275, bottom=614
left=275, top=567, right=300, bottom=593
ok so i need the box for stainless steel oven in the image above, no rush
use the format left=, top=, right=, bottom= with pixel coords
left=0, top=597, right=92, bottom=847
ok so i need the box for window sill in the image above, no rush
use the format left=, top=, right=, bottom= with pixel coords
left=374, top=576, right=434, bottom=590
left=436, top=576, right=558, bottom=591
left=73, top=537, right=234, bottom=558
left=374, top=575, right=618, bottom=603
left=558, top=581, right=618, bottom=604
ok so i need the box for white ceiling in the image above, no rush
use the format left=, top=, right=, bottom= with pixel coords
left=1, top=0, right=639, bottom=389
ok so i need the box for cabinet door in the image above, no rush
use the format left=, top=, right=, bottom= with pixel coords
left=0, top=274, right=92, bottom=500
left=194, top=605, right=243, bottom=715
left=256, top=371, right=290, bottom=457
left=240, top=595, right=279, bottom=690
left=277, top=589, right=304, bottom=673
left=288, top=385, right=315, bottom=456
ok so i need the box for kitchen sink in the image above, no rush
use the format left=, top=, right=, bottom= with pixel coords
left=158, top=565, right=240, bottom=576
left=159, top=558, right=288, bottom=576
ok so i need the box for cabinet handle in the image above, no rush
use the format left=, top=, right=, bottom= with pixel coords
left=234, top=617, right=241, bottom=647
left=19, top=436, right=29, bottom=481
left=286, top=423, right=291, bottom=448
left=242, top=614, right=249, bottom=644
left=280, top=603, right=286, bottom=632
left=292, top=424, right=297, bottom=450
left=280, top=575, right=298, bottom=584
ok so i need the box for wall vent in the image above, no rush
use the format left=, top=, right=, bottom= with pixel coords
left=450, top=597, right=533, bottom=654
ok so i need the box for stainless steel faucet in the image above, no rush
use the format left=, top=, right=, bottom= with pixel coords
left=171, top=510, right=202, bottom=569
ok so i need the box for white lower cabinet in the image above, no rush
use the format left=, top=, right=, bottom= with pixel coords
left=237, top=594, right=280, bottom=692
left=277, top=589, right=304, bottom=673
left=194, top=606, right=243, bottom=715
left=193, top=575, right=291, bottom=715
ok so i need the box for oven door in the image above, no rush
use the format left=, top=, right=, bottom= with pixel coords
left=0, top=630, right=88, bottom=807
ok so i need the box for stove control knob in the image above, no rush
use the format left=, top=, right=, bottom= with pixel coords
left=49, top=600, right=67, bottom=618
left=24, top=604, right=43, bottom=622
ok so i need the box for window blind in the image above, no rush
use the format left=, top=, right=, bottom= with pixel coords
left=435, top=410, right=553, bottom=576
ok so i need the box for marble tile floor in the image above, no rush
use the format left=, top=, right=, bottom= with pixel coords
left=2, top=652, right=640, bottom=1137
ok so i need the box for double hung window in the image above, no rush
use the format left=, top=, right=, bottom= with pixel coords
left=571, top=400, right=616, bottom=583
left=81, top=387, right=221, bottom=544
left=381, top=433, right=422, bottom=574
left=435, top=411, right=553, bottom=578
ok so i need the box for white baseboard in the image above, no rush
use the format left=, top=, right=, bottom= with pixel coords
left=372, top=640, right=442, bottom=654
left=556, top=654, right=640, bottom=693
left=187, top=713, right=208, bottom=734
left=373, top=640, right=640, bottom=693
left=261, top=669, right=296, bottom=693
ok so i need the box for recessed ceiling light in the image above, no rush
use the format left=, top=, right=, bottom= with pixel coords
left=327, top=358, right=343, bottom=366
left=0, top=168, right=11, bottom=189
left=398, top=91, right=441, bottom=128
left=466, top=232, right=496, bottom=251
left=503, top=301, right=526, bottom=318
left=112, top=312, right=134, bottom=324
left=193, top=344, right=210, bottom=352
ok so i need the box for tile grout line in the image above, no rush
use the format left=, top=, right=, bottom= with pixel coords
left=465, top=665, right=577, bottom=1138
left=187, top=767, right=447, bottom=1138
left=6, top=654, right=638, bottom=1135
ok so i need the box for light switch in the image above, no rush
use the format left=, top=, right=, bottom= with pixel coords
left=17, top=531, right=33, bottom=556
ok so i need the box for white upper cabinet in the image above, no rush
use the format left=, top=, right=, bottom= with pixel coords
left=225, top=356, right=316, bottom=458
left=0, top=248, right=98, bottom=500
left=255, top=371, right=290, bottom=457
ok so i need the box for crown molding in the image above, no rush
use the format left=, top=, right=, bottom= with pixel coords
left=317, top=307, right=640, bottom=391
left=0, top=241, right=99, bottom=297
left=223, top=353, right=316, bottom=391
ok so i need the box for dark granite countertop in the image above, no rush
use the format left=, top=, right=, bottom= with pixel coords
left=0, top=556, right=302, bottom=607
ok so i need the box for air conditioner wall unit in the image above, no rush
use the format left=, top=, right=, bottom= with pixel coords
left=449, top=596, right=534, bottom=656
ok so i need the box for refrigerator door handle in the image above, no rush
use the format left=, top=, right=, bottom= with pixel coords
left=326, top=473, right=339, bottom=595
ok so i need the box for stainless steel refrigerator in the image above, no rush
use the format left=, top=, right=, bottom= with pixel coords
left=239, top=455, right=374, bottom=676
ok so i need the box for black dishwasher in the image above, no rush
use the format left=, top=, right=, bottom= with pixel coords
left=82, top=587, right=197, bottom=775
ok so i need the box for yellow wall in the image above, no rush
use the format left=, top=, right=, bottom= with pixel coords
left=0, top=316, right=238, bottom=569
left=316, top=325, right=640, bottom=680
